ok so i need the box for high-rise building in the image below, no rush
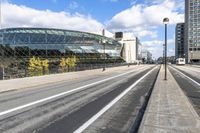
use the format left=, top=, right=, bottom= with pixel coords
left=175, top=23, right=185, bottom=59
left=185, top=0, right=200, bottom=63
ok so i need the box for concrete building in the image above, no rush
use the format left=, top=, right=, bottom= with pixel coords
left=114, top=32, right=141, bottom=63
left=185, top=0, right=200, bottom=63
left=141, top=50, right=152, bottom=64
left=175, top=23, right=185, bottom=59
left=137, top=39, right=143, bottom=62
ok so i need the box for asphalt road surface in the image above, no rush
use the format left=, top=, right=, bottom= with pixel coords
left=0, top=65, right=160, bottom=133
left=169, top=65, right=200, bottom=115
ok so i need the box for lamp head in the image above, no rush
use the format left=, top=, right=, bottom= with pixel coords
left=163, top=18, right=169, bottom=24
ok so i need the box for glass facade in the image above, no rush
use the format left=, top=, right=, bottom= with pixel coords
left=175, top=23, right=185, bottom=59
left=0, top=28, right=123, bottom=79
left=0, top=28, right=122, bottom=58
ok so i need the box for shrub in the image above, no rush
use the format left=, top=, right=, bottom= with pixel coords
left=59, top=56, right=77, bottom=72
left=28, top=56, right=49, bottom=76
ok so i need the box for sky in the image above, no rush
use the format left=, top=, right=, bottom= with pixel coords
left=0, top=0, right=185, bottom=58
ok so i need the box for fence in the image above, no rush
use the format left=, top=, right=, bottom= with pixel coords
left=2, top=62, right=136, bottom=80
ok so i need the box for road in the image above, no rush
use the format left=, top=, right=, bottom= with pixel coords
left=169, top=65, right=200, bottom=115
left=0, top=65, right=159, bottom=133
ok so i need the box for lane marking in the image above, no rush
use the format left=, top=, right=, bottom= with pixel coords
left=73, top=66, right=158, bottom=133
left=188, top=65, right=200, bottom=68
left=176, top=66, right=200, bottom=73
left=170, top=66, right=200, bottom=86
left=0, top=66, right=151, bottom=117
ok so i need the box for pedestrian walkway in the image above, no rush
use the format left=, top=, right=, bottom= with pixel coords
left=138, top=66, right=200, bottom=133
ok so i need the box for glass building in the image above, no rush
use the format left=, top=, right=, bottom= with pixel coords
left=175, top=23, right=185, bottom=59
left=185, top=0, right=200, bottom=63
left=0, top=28, right=122, bottom=58
left=0, top=28, right=123, bottom=79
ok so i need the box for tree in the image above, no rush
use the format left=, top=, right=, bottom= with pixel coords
left=28, top=56, right=49, bottom=76
left=59, top=58, right=66, bottom=72
left=66, top=56, right=77, bottom=68
left=41, top=59, right=49, bottom=74
left=59, top=56, right=77, bottom=72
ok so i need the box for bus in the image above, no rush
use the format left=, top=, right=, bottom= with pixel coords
left=176, top=58, right=185, bottom=65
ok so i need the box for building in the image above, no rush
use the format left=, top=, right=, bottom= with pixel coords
left=115, top=32, right=141, bottom=63
left=137, top=39, right=143, bottom=62
left=141, top=50, right=152, bottom=64
left=185, top=0, right=200, bottom=63
left=0, top=28, right=123, bottom=79
left=0, top=28, right=122, bottom=58
left=175, top=23, right=185, bottom=59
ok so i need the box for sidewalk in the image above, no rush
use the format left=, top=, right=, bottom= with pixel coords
left=138, top=66, right=200, bottom=133
left=0, top=65, right=139, bottom=93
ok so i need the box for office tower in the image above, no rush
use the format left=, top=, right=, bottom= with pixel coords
left=185, top=0, right=200, bottom=63
left=175, top=23, right=185, bottom=59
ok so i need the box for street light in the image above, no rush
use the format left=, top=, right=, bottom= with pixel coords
left=163, top=18, right=169, bottom=80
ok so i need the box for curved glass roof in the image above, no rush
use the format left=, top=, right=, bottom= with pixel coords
left=0, top=27, right=120, bottom=46
left=0, top=28, right=122, bottom=57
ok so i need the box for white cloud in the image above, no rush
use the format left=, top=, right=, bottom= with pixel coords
left=69, top=1, right=79, bottom=9
left=1, top=2, right=103, bottom=33
left=138, top=30, right=157, bottom=38
left=106, top=0, right=183, bottom=57
left=106, top=0, right=184, bottom=37
left=168, top=48, right=175, bottom=55
left=142, top=39, right=175, bottom=58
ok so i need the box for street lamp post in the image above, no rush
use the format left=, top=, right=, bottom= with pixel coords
left=163, top=18, right=169, bottom=80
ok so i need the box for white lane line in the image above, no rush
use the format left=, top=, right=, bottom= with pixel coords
left=73, top=66, right=158, bottom=133
left=0, top=66, right=150, bottom=117
left=188, top=65, right=200, bottom=68
left=176, top=66, right=200, bottom=73
left=170, top=66, right=200, bottom=86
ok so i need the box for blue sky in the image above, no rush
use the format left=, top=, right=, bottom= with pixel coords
left=1, top=0, right=185, bottom=58
left=8, top=0, right=136, bottom=21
